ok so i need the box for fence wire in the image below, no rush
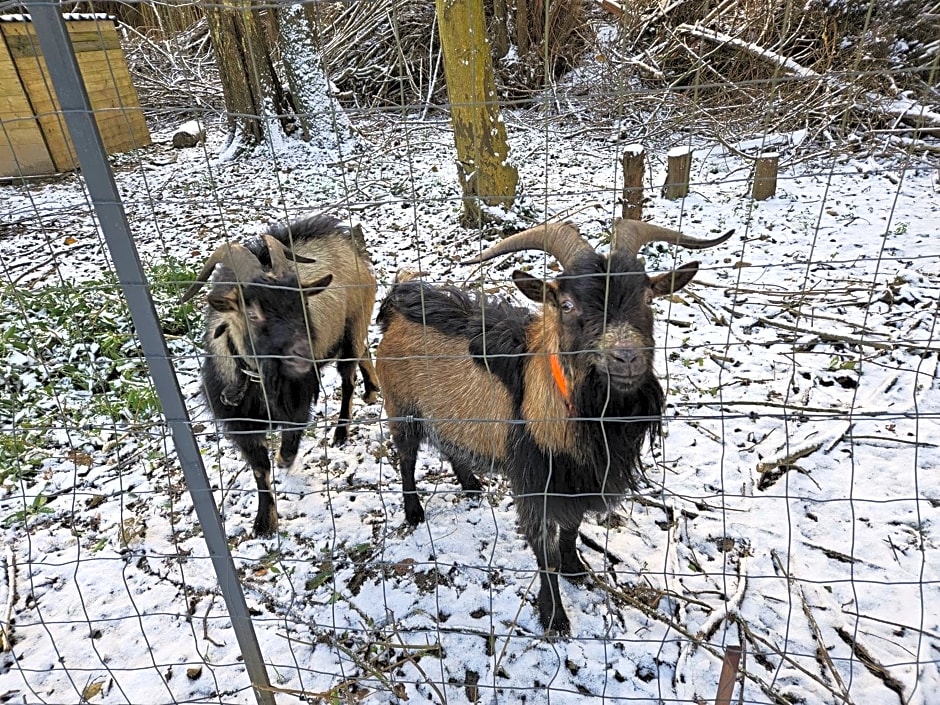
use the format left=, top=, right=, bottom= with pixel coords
left=0, top=1, right=938, bottom=704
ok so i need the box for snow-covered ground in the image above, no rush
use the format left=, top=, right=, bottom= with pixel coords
left=1, top=113, right=938, bottom=705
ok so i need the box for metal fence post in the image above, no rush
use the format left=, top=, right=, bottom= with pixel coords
left=22, top=4, right=275, bottom=704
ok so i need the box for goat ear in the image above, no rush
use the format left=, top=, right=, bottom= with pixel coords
left=300, top=273, right=333, bottom=297
left=512, top=270, right=556, bottom=305
left=207, top=284, right=241, bottom=312
left=650, top=261, right=699, bottom=297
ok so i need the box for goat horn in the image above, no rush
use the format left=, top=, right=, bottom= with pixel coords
left=612, top=218, right=734, bottom=256
left=287, top=250, right=317, bottom=264
left=262, top=235, right=292, bottom=277
left=463, top=221, right=592, bottom=269
left=179, top=242, right=264, bottom=303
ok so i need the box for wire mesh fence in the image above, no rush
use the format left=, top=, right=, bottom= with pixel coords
left=0, top=1, right=938, bottom=704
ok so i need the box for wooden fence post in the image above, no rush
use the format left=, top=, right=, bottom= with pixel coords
left=621, top=144, right=645, bottom=220
left=751, top=152, right=779, bottom=200
left=714, top=644, right=743, bottom=705
left=662, top=146, right=692, bottom=200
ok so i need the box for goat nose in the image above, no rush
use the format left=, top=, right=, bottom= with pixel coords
left=287, top=336, right=311, bottom=357
left=291, top=343, right=312, bottom=362
left=283, top=341, right=313, bottom=374
left=608, top=347, right=640, bottom=367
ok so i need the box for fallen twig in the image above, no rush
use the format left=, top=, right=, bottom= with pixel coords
left=750, top=314, right=897, bottom=351
left=841, top=610, right=940, bottom=642
left=771, top=550, right=853, bottom=703
left=202, top=594, right=225, bottom=648
left=756, top=421, right=849, bottom=475
left=835, top=627, right=906, bottom=702
left=676, top=24, right=827, bottom=81
left=730, top=612, right=857, bottom=704
left=590, top=563, right=841, bottom=703
left=0, top=546, right=14, bottom=652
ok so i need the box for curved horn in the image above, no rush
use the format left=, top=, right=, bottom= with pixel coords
left=286, top=250, right=317, bottom=264
left=262, top=235, right=292, bottom=277
left=463, top=221, right=592, bottom=269
left=612, top=218, right=734, bottom=256
left=179, top=243, right=264, bottom=303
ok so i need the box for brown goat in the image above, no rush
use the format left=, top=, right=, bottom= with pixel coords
left=375, top=218, right=732, bottom=633
left=184, top=215, right=380, bottom=534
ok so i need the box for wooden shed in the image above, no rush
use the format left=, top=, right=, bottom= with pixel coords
left=0, top=13, right=150, bottom=179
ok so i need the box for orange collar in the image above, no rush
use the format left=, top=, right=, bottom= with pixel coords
left=550, top=353, right=574, bottom=415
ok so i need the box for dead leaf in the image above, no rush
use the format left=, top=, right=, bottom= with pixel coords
left=82, top=679, right=104, bottom=700
left=67, top=450, right=93, bottom=466
left=393, top=558, right=416, bottom=576
left=118, top=517, right=146, bottom=547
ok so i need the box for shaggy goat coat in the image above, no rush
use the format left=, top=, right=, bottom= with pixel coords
left=376, top=250, right=676, bottom=633
left=200, top=215, right=379, bottom=535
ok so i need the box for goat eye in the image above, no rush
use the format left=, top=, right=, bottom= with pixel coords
left=560, top=299, right=575, bottom=314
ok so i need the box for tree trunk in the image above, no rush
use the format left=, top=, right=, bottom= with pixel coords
left=491, top=0, right=509, bottom=60
left=276, top=4, right=354, bottom=154
left=436, top=0, right=518, bottom=225
left=205, top=0, right=292, bottom=157
left=620, top=144, right=645, bottom=220
left=516, top=0, right=530, bottom=55
left=751, top=152, right=779, bottom=201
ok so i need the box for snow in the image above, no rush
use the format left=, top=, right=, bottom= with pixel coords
left=0, top=112, right=938, bottom=705
left=667, top=145, right=693, bottom=158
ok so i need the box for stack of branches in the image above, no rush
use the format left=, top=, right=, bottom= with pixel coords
left=313, top=0, right=590, bottom=110
left=314, top=0, right=440, bottom=110
left=65, top=1, right=204, bottom=33
left=494, top=0, right=590, bottom=102
left=121, top=17, right=225, bottom=124
left=597, top=0, right=940, bottom=150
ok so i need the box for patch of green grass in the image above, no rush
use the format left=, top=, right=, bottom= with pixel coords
left=0, top=431, right=44, bottom=484
left=2, top=490, right=54, bottom=528
left=0, top=257, right=199, bottom=484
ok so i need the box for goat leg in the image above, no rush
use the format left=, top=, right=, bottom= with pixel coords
left=359, top=359, right=381, bottom=404
left=232, top=428, right=278, bottom=536
left=559, top=522, right=589, bottom=584
left=389, top=419, right=425, bottom=525
left=276, top=427, right=303, bottom=469
left=448, top=454, right=484, bottom=494
left=519, top=507, right=571, bottom=635
left=332, top=357, right=358, bottom=446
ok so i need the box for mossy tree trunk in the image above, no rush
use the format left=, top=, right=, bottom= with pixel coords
left=436, top=0, right=518, bottom=225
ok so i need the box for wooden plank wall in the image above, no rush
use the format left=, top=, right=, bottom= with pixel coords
left=0, top=24, right=56, bottom=177
left=0, top=17, right=151, bottom=178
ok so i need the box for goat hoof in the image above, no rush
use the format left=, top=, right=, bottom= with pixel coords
left=275, top=451, right=296, bottom=468
left=405, top=504, right=426, bottom=525
left=362, top=390, right=379, bottom=404
left=540, top=613, right=571, bottom=637
left=253, top=517, right=277, bottom=537
left=561, top=571, right=589, bottom=585
left=461, top=475, right=484, bottom=493
left=560, top=555, right=589, bottom=583
left=331, top=428, right=349, bottom=447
